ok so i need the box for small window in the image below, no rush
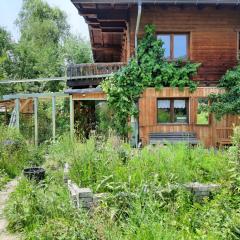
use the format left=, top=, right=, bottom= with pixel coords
left=196, top=98, right=210, bottom=125
left=157, top=33, right=188, bottom=60
left=157, top=99, right=188, bottom=124
left=157, top=35, right=171, bottom=58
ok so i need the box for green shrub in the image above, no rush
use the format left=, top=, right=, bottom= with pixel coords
left=0, top=126, right=30, bottom=178
left=0, top=169, right=10, bottom=190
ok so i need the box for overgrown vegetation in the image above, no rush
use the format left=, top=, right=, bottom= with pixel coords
left=206, top=65, right=240, bottom=119
left=4, top=129, right=240, bottom=239
left=5, top=175, right=98, bottom=240
left=102, top=25, right=200, bottom=135
left=0, top=125, right=44, bottom=189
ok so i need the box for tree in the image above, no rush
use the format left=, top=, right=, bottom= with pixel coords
left=13, top=0, right=70, bottom=91
left=0, top=27, right=14, bottom=80
left=63, top=34, right=92, bottom=64
left=207, top=65, right=240, bottom=119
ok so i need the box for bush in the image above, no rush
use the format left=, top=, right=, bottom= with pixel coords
left=0, top=126, right=30, bottom=178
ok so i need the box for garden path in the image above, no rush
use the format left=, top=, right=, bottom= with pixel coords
left=0, top=179, right=20, bottom=240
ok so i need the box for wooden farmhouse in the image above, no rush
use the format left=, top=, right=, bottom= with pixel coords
left=67, top=0, right=240, bottom=147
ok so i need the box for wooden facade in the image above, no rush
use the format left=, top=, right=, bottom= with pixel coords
left=128, top=6, right=240, bottom=85
left=70, top=1, right=240, bottom=147
left=139, top=87, right=239, bottom=147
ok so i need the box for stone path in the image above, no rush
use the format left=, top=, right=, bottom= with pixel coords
left=0, top=179, right=20, bottom=240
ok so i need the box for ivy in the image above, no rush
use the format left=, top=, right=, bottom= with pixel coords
left=207, top=65, right=240, bottom=120
left=102, top=25, right=200, bottom=136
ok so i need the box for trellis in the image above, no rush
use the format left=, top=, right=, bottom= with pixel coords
left=2, top=92, right=74, bottom=146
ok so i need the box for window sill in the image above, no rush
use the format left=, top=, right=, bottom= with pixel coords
left=157, top=123, right=189, bottom=125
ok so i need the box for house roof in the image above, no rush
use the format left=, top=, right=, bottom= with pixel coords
left=71, top=0, right=240, bottom=63
left=72, top=1, right=240, bottom=5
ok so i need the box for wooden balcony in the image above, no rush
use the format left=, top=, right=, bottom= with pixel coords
left=67, top=62, right=126, bottom=88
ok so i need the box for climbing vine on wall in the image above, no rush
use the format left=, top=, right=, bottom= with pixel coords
left=102, top=25, right=200, bottom=136
left=206, top=65, right=240, bottom=120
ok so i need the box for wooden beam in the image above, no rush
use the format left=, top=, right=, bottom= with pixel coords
left=3, top=92, right=68, bottom=101
left=34, top=97, right=38, bottom=146
left=0, top=76, right=66, bottom=84
left=52, top=96, right=56, bottom=141
left=70, top=95, right=74, bottom=138
left=15, top=98, right=20, bottom=130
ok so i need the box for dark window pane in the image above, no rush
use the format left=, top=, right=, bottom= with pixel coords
left=174, top=35, right=187, bottom=59
left=173, top=100, right=188, bottom=123
left=197, top=98, right=209, bottom=125
left=157, top=100, right=171, bottom=123
left=157, top=35, right=170, bottom=58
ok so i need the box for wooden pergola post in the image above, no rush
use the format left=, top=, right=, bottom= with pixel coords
left=34, top=97, right=38, bottom=146
left=15, top=98, right=20, bottom=130
left=52, top=96, right=56, bottom=141
left=70, top=95, right=74, bottom=138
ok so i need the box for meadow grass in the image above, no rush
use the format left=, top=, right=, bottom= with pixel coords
left=4, top=131, right=240, bottom=239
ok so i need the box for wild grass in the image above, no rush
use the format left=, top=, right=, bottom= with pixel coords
left=5, top=130, right=240, bottom=239
left=5, top=173, right=98, bottom=240
left=48, top=135, right=230, bottom=192
left=0, top=125, right=45, bottom=183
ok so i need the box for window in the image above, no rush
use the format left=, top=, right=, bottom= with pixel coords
left=157, top=33, right=188, bottom=60
left=157, top=99, right=188, bottom=124
left=196, top=98, right=210, bottom=125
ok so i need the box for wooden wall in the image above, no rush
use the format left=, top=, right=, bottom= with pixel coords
left=139, top=87, right=239, bottom=147
left=129, top=6, right=240, bottom=85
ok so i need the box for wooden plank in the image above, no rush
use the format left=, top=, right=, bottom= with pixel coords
left=15, top=98, right=20, bottom=130
left=34, top=97, right=38, bottom=146
left=52, top=96, right=56, bottom=141
left=70, top=95, right=74, bottom=138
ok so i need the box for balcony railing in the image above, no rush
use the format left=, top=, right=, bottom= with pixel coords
left=67, top=62, right=126, bottom=80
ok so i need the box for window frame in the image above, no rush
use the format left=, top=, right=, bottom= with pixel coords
left=157, top=33, right=190, bottom=60
left=157, top=98, right=189, bottom=124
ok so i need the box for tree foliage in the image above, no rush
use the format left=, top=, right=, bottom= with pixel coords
left=63, top=34, right=92, bottom=65
left=102, top=25, right=200, bottom=136
left=207, top=65, right=240, bottom=119
left=0, top=0, right=92, bottom=95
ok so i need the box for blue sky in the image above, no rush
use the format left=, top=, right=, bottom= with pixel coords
left=0, top=0, right=90, bottom=41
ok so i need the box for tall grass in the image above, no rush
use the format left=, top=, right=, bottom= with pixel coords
left=0, top=125, right=44, bottom=183
left=5, top=132, right=240, bottom=239
left=5, top=173, right=98, bottom=240
left=48, top=135, right=230, bottom=192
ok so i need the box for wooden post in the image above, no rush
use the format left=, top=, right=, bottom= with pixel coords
left=70, top=95, right=74, bottom=138
left=5, top=105, right=8, bottom=125
left=15, top=98, right=20, bottom=130
left=34, top=97, right=38, bottom=146
left=52, top=96, right=56, bottom=141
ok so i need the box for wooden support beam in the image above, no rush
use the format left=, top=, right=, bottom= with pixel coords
left=70, top=95, right=74, bottom=138
left=52, top=96, right=56, bottom=141
left=15, top=98, right=20, bottom=130
left=34, top=97, right=38, bottom=146
left=3, top=92, right=67, bottom=101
